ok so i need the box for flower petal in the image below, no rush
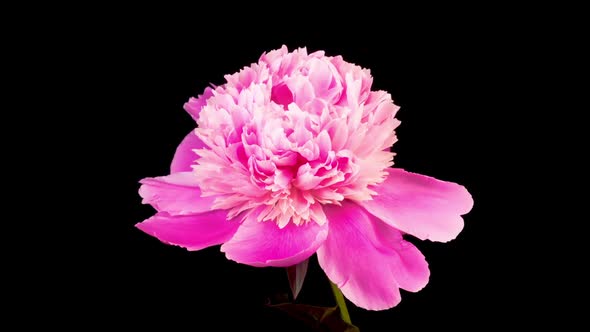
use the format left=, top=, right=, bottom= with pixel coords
left=183, top=87, right=213, bottom=121
left=360, top=168, right=473, bottom=242
left=221, top=213, right=328, bottom=267
left=139, top=172, right=216, bottom=215
left=136, top=211, right=239, bottom=251
left=170, top=130, right=207, bottom=173
left=317, top=201, right=429, bottom=310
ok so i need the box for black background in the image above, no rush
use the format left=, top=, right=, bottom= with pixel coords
left=54, top=12, right=542, bottom=331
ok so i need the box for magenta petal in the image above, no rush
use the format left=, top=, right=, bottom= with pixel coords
left=170, top=130, right=207, bottom=173
left=360, top=168, right=473, bottom=242
left=136, top=211, right=238, bottom=251
left=317, top=201, right=429, bottom=310
left=139, top=172, right=216, bottom=215
left=221, top=214, right=328, bottom=267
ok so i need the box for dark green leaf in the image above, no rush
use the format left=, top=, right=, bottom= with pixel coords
left=268, top=303, right=360, bottom=332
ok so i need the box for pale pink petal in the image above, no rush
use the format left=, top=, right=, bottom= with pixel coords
left=317, top=201, right=429, bottom=310
left=183, top=87, right=213, bottom=121
left=136, top=210, right=239, bottom=251
left=221, top=212, right=328, bottom=267
left=139, top=172, right=216, bottom=215
left=170, top=130, right=207, bottom=173
left=360, top=168, right=473, bottom=242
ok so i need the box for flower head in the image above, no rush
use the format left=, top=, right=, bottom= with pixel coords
left=137, top=46, right=473, bottom=310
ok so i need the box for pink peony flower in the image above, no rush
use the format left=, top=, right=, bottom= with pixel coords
left=137, top=46, right=473, bottom=310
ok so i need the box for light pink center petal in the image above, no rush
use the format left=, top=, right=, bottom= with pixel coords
left=220, top=210, right=328, bottom=267
left=136, top=210, right=240, bottom=251
left=360, top=168, right=474, bottom=242
left=317, top=201, right=429, bottom=310
left=170, top=130, right=207, bottom=173
left=139, top=172, right=217, bottom=215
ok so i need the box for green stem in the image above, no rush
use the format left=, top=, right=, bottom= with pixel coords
left=330, top=282, right=352, bottom=324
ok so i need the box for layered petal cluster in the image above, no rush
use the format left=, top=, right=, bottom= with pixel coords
left=137, top=46, right=473, bottom=310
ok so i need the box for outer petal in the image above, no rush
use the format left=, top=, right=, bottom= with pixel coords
left=220, top=213, right=328, bottom=267
left=170, top=130, right=207, bottom=173
left=317, top=201, right=429, bottom=310
left=136, top=211, right=239, bottom=251
left=360, top=168, right=473, bottom=242
left=139, top=172, right=216, bottom=215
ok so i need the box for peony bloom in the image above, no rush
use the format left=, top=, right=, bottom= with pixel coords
left=137, top=46, right=473, bottom=310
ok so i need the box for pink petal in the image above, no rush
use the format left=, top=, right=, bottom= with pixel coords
left=139, top=172, right=216, bottom=215
left=317, top=201, right=429, bottom=310
left=183, top=87, right=213, bottom=121
left=220, top=212, right=328, bottom=267
left=136, top=210, right=239, bottom=251
left=360, top=168, right=473, bottom=242
left=170, top=130, right=207, bottom=173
